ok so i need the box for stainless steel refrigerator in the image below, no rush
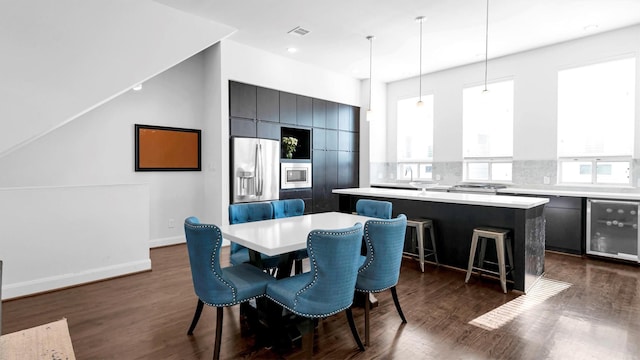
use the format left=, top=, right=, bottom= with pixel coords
left=231, top=137, right=280, bottom=204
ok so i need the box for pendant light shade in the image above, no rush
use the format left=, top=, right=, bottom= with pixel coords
left=483, top=0, right=490, bottom=93
left=366, top=35, right=375, bottom=121
left=416, top=16, right=426, bottom=107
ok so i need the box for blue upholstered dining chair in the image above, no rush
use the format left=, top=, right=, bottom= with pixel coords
left=228, top=202, right=280, bottom=270
left=266, top=223, right=366, bottom=356
left=271, top=199, right=308, bottom=274
left=356, top=214, right=408, bottom=346
left=356, top=199, right=392, bottom=219
left=183, top=217, right=276, bottom=360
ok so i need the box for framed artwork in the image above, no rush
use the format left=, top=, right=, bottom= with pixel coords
left=135, top=124, right=201, bottom=171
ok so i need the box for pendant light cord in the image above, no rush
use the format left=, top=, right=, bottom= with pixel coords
left=419, top=18, right=423, bottom=102
left=368, top=36, right=373, bottom=110
left=484, top=0, right=489, bottom=92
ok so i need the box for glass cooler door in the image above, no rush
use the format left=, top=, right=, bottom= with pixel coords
left=587, top=199, right=640, bottom=262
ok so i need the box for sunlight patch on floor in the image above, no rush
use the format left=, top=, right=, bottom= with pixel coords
left=468, top=277, right=572, bottom=331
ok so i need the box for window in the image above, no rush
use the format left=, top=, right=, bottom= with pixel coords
left=557, top=57, right=635, bottom=185
left=462, top=80, right=514, bottom=182
left=397, top=95, right=434, bottom=180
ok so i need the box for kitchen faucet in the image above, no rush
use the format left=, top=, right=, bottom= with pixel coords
left=405, top=167, right=413, bottom=182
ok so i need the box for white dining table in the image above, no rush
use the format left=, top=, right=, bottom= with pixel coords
left=218, top=211, right=374, bottom=257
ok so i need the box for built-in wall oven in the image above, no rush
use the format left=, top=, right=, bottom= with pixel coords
left=281, top=162, right=312, bottom=189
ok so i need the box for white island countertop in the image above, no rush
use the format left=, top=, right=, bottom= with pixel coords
left=333, top=187, right=549, bottom=209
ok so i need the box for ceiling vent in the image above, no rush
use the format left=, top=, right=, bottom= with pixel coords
left=288, top=26, right=310, bottom=36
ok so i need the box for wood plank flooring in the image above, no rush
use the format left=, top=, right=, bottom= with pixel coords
left=2, top=245, right=639, bottom=359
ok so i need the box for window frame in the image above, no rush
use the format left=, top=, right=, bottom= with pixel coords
left=463, top=157, right=513, bottom=183
left=558, top=156, right=632, bottom=186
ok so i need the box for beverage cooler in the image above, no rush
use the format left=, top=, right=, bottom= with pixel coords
left=587, top=199, right=640, bottom=262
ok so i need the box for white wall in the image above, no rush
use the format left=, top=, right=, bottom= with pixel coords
left=0, top=184, right=150, bottom=299
left=0, top=52, right=210, bottom=298
left=0, top=0, right=234, bottom=157
left=385, top=25, right=640, bottom=164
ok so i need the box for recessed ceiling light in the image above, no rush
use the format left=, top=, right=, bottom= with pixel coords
left=287, top=47, right=297, bottom=53
left=132, top=84, right=143, bottom=91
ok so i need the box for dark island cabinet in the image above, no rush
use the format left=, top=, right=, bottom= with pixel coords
left=502, top=193, right=584, bottom=255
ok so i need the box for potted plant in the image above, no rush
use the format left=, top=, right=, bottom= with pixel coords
left=282, top=136, right=298, bottom=159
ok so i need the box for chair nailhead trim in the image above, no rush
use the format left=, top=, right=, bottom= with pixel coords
left=289, top=227, right=361, bottom=313
left=185, top=223, right=238, bottom=304
left=265, top=295, right=351, bottom=318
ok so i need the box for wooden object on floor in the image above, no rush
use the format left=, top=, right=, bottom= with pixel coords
left=0, top=318, right=75, bottom=360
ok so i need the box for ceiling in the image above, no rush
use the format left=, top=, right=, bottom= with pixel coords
left=157, top=1, right=639, bottom=82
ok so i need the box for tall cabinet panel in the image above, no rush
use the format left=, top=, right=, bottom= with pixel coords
left=229, top=81, right=358, bottom=214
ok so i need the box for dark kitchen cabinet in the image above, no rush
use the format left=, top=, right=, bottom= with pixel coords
left=230, top=117, right=256, bottom=137
left=326, top=130, right=338, bottom=151
left=297, top=95, right=313, bottom=127
left=312, top=99, right=326, bottom=128
left=326, top=102, right=339, bottom=129
left=338, top=104, right=353, bottom=131
left=280, top=188, right=313, bottom=214
left=280, top=92, right=297, bottom=125
left=229, top=82, right=256, bottom=120
left=257, top=87, right=279, bottom=122
left=257, top=121, right=280, bottom=140
left=313, top=128, right=326, bottom=150
left=229, top=81, right=358, bottom=214
left=502, top=193, right=584, bottom=255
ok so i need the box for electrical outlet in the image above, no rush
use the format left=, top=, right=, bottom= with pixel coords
left=168, top=218, right=175, bottom=229
left=543, top=176, right=550, bottom=185
left=435, top=174, right=441, bottom=181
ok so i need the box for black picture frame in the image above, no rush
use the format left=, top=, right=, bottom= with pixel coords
left=135, top=124, right=201, bottom=171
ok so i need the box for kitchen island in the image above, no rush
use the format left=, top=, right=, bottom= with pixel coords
left=333, top=187, right=549, bottom=293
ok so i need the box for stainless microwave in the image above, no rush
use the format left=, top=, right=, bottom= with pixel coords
left=281, top=162, right=312, bottom=189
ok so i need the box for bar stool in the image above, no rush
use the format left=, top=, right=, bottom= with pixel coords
left=404, top=219, right=439, bottom=272
left=465, top=227, right=514, bottom=293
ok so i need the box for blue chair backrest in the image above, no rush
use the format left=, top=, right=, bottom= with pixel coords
left=272, top=199, right=305, bottom=219
left=357, top=214, right=408, bottom=292
left=296, top=223, right=364, bottom=315
left=356, top=199, right=392, bottom=219
left=228, top=202, right=274, bottom=253
left=184, top=217, right=240, bottom=305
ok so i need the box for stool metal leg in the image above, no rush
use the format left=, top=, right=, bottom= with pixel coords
left=465, top=232, right=479, bottom=283
left=495, top=235, right=507, bottom=293
left=477, top=237, right=487, bottom=269
left=416, top=223, right=425, bottom=272
left=427, top=225, right=439, bottom=265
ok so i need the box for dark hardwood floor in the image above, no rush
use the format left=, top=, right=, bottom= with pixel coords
left=3, top=245, right=639, bottom=359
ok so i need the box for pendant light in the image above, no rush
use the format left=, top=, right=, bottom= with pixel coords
left=366, top=35, right=375, bottom=121
left=483, top=0, right=490, bottom=93
left=415, top=16, right=426, bottom=107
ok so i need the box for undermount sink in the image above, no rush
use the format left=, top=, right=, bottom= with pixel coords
left=409, top=181, right=439, bottom=193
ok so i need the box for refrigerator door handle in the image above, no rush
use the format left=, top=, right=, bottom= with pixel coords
left=255, top=143, right=264, bottom=196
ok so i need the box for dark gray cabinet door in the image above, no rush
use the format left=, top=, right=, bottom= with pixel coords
left=230, top=117, right=256, bottom=137
left=313, top=128, right=326, bottom=150
left=312, top=99, right=326, bottom=128
left=326, top=130, right=338, bottom=151
left=338, top=104, right=352, bottom=131
left=297, top=95, right=313, bottom=127
left=257, top=121, right=280, bottom=140
left=326, top=102, right=339, bottom=129
left=257, top=87, right=279, bottom=122
left=229, top=82, right=256, bottom=119
left=280, top=92, right=297, bottom=125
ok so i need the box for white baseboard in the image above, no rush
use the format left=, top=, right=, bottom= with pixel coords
left=2, top=259, right=151, bottom=300
left=150, top=235, right=185, bottom=248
